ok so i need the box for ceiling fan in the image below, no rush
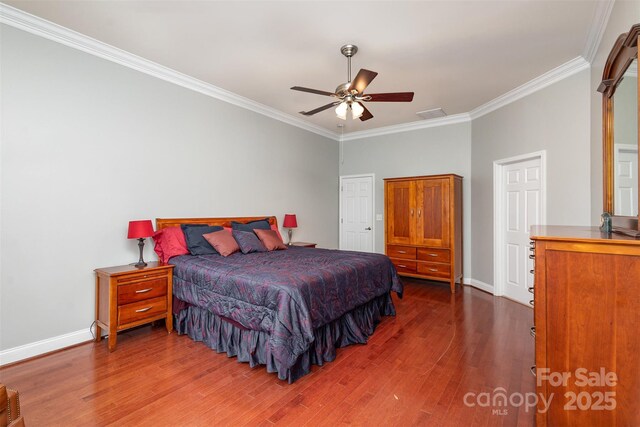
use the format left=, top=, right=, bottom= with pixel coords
left=291, top=44, right=414, bottom=121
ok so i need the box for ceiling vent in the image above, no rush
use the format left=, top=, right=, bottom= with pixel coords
left=416, top=108, right=447, bottom=120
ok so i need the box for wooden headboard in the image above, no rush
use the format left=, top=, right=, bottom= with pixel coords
left=156, top=216, right=278, bottom=231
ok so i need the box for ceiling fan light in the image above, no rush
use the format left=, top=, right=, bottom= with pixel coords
left=351, top=102, right=364, bottom=119
left=335, top=102, right=348, bottom=120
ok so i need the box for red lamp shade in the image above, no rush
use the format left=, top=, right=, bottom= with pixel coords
left=127, top=220, right=154, bottom=239
left=283, top=214, right=298, bottom=228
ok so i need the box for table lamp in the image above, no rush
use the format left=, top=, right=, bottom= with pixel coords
left=127, top=220, right=154, bottom=267
left=283, top=214, right=297, bottom=245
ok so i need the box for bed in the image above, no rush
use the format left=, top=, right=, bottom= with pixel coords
left=156, top=216, right=403, bottom=383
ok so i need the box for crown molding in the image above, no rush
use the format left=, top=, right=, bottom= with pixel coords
left=340, top=113, right=471, bottom=141
left=582, top=0, right=615, bottom=63
left=0, top=3, right=340, bottom=141
left=468, top=56, right=590, bottom=120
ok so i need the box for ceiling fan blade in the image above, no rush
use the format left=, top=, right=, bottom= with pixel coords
left=358, top=103, right=374, bottom=121
left=348, top=69, right=378, bottom=94
left=291, top=86, right=336, bottom=97
left=366, top=92, right=414, bottom=102
left=299, top=101, right=341, bottom=116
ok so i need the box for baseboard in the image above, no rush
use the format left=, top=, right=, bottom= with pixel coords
left=0, top=329, right=93, bottom=366
left=463, top=277, right=494, bottom=295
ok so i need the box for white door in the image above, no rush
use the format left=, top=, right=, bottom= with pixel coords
left=340, top=175, right=374, bottom=252
left=497, top=156, right=543, bottom=305
left=614, top=144, right=638, bottom=216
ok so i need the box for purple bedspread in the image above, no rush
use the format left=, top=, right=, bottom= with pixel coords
left=170, top=246, right=402, bottom=372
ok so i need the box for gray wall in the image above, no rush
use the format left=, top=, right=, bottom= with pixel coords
left=470, top=69, right=592, bottom=286
left=590, top=0, right=640, bottom=222
left=0, top=26, right=338, bottom=350
left=339, top=123, right=472, bottom=277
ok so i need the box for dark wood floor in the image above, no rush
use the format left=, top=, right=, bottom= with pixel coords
left=0, top=280, right=535, bottom=426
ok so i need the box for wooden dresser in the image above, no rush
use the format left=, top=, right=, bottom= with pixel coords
left=530, top=226, right=640, bottom=426
left=384, top=174, right=463, bottom=293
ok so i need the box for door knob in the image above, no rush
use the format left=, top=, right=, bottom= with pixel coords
left=365, top=227, right=372, bottom=230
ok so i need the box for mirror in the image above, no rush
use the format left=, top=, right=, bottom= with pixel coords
left=613, top=59, right=638, bottom=216
left=599, top=23, right=639, bottom=234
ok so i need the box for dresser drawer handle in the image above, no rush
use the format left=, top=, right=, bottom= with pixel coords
left=135, top=307, right=152, bottom=313
left=135, top=288, right=153, bottom=294
left=397, top=250, right=407, bottom=254
left=530, top=366, right=536, bottom=377
left=428, top=253, right=438, bottom=257
left=429, top=268, right=438, bottom=272
left=530, top=326, right=536, bottom=338
left=398, top=264, right=407, bottom=268
left=528, top=286, right=534, bottom=294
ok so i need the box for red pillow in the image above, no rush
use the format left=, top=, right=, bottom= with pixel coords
left=270, top=224, right=284, bottom=241
left=153, top=227, right=189, bottom=263
left=254, top=229, right=287, bottom=251
left=203, top=229, right=240, bottom=257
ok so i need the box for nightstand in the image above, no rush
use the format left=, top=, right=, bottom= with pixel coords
left=94, top=262, right=174, bottom=351
left=289, top=242, right=317, bottom=248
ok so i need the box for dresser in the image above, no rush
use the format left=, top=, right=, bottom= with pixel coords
left=384, top=174, right=463, bottom=293
left=95, top=262, right=174, bottom=351
left=530, top=226, right=640, bottom=426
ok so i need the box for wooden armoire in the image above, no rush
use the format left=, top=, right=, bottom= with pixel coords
left=384, top=174, right=463, bottom=293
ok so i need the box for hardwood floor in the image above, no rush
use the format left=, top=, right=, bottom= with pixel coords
left=0, top=280, right=535, bottom=426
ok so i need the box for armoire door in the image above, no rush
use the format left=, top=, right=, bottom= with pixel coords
left=386, top=180, right=415, bottom=245
left=415, top=178, right=450, bottom=247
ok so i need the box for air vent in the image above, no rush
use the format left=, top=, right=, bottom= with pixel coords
left=416, top=108, right=447, bottom=120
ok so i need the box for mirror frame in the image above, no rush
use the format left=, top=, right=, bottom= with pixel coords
left=598, top=24, right=639, bottom=234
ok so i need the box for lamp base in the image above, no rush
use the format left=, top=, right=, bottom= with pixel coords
left=135, top=238, right=147, bottom=268
left=287, top=228, right=293, bottom=245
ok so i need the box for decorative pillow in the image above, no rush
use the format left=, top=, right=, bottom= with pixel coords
left=270, top=224, right=284, bottom=242
left=231, top=218, right=271, bottom=233
left=203, top=229, right=240, bottom=257
left=232, top=230, right=267, bottom=254
left=181, top=224, right=223, bottom=255
left=152, top=226, right=189, bottom=263
left=254, top=229, right=287, bottom=251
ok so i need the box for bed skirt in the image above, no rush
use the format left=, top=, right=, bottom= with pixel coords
left=174, top=292, right=396, bottom=383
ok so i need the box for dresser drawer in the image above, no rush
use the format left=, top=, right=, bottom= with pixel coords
left=118, top=297, right=167, bottom=325
left=417, top=262, right=451, bottom=278
left=417, top=248, right=451, bottom=263
left=116, top=270, right=169, bottom=285
left=387, top=245, right=417, bottom=260
left=118, top=277, right=167, bottom=305
left=391, top=259, right=417, bottom=274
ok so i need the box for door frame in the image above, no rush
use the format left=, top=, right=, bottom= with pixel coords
left=613, top=143, right=638, bottom=216
left=339, top=173, right=375, bottom=252
left=493, top=150, right=547, bottom=297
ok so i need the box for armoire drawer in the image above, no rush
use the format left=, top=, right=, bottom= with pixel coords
left=417, top=262, right=451, bottom=278
left=417, top=248, right=451, bottom=263
left=390, top=259, right=417, bottom=274
left=387, top=245, right=417, bottom=260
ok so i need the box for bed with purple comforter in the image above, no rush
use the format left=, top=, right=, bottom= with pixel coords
left=170, top=246, right=402, bottom=382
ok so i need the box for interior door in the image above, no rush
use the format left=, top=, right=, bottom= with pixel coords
left=502, top=157, right=541, bottom=305
left=340, top=175, right=374, bottom=252
left=415, top=178, right=450, bottom=247
left=386, top=180, right=414, bottom=245
left=614, top=144, right=638, bottom=216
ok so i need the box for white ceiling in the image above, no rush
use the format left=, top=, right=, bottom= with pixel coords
left=5, top=0, right=603, bottom=134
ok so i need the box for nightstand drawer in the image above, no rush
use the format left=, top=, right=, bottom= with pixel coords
left=118, top=278, right=167, bottom=305
left=387, top=245, right=417, bottom=260
left=391, top=259, right=417, bottom=274
left=116, top=271, right=168, bottom=285
left=417, top=262, right=451, bottom=278
left=417, top=248, right=451, bottom=263
left=118, top=297, right=167, bottom=325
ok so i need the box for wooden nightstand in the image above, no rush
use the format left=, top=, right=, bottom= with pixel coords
left=94, top=262, right=174, bottom=351
left=289, top=242, right=317, bottom=248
